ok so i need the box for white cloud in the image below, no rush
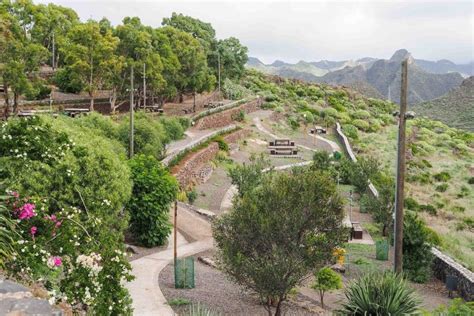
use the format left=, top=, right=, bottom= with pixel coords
left=34, top=0, right=473, bottom=63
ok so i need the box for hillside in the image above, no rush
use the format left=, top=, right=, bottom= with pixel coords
left=238, top=69, right=474, bottom=269
left=246, top=49, right=468, bottom=104
left=412, top=76, right=474, bottom=131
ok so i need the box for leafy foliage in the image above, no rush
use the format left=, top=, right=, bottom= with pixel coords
left=311, top=267, right=342, bottom=308
left=213, top=167, right=347, bottom=315
left=127, top=155, right=178, bottom=247
left=339, top=271, right=420, bottom=315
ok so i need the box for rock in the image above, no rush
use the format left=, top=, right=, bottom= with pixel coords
left=198, top=256, right=217, bottom=268
left=0, top=280, right=29, bottom=294
left=125, top=244, right=139, bottom=254
left=330, top=263, right=345, bottom=274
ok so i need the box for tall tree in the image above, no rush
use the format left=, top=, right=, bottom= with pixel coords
left=62, top=21, right=118, bottom=110
left=213, top=167, right=347, bottom=316
left=161, top=26, right=215, bottom=110
left=212, top=37, right=248, bottom=81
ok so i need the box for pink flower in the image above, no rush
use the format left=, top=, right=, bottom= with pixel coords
left=30, top=226, right=37, bottom=236
left=53, top=256, right=62, bottom=267
left=11, top=191, right=19, bottom=198
left=47, top=256, right=62, bottom=268
left=55, top=221, right=62, bottom=228
left=18, top=203, right=36, bottom=220
left=50, top=214, right=57, bottom=222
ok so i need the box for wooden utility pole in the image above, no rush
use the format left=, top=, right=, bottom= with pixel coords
left=173, top=201, right=178, bottom=265
left=51, top=32, right=55, bottom=70
left=143, top=63, right=146, bottom=108
left=217, top=51, right=221, bottom=99
left=129, top=65, right=134, bottom=158
left=394, top=59, right=408, bottom=273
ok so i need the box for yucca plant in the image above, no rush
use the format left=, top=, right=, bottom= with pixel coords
left=187, top=303, right=221, bottom=316
left=338, top=271, right=420, bottom=315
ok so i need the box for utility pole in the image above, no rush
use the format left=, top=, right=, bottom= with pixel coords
left=52, top=32, right=55, bottom=70
left=217, top=51, right=221, bottom=99
left=143, top=63, right=146, bottom=108
left=129, top=65, right=134, bottom=158
left=349, top=190, right=353, bottom=223
left=394, top=59, right=408, bottom=274
left=174, top=201, right=178, bottom=265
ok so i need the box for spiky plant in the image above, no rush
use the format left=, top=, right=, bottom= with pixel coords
left=339, top=271, right=420, bottom=315
left=187, top=303, right=221, bottom=316
left=0, top=194, right=16, bottom=268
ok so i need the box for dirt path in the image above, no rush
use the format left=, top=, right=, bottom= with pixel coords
left=126, top=205, right=213, bottom=316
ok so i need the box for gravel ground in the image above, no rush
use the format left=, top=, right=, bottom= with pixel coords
left=159, top=251, right=320, bottom=315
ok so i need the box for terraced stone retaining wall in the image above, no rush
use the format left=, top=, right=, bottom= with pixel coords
left=336, top=122, right=474, bottom=301
left=194, top=98, right=262, bottom=130
left=173, top=129, right=250, bottom=188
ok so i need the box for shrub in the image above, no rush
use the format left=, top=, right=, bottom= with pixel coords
left=128, top=155, right=178, bottom=247
left=468, top=177, right=474, bottom=185
left=419, top=204, right=437, bottom=215
left=339, top=271, right=420, bottom=315
left=353, top=110, right=371, bottom=119
left=160, top=117, right=186, bottom=141
left=0, top=193, right=15, bottom=268
left=25, top=80, right=52, bottom=100
left=434, top=171, right=451, bottom=182
left=118, top=115, right=165, bottom=159
left=404, top=197, right=420, bottom=211
left=403, top=212, right=434, bottom=283
left=342, top=124, right=358, bottom=140
left=352, top=119, right=370, bottom=131
left=214, top=136, right=229, bottom=152
left=452, top=205, right=466, bottom=213
left=311, top=267, right=342, bottom=308
left=232, top=109, right=245, bottom=122
left=186, top=189, right=198, bottom=205
left=435, top=183, right=448, bottom=192
left=287, top=116, right=300, bottom=130
left=457, top=185, right=470, bottom=198
left=0, top=116, right=133, bottom=313
left=431, top=298, right=474, bottom=315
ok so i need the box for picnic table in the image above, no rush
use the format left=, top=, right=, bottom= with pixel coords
left=351, top=222, right=363, bottom=239
left=64, top=108, right=90, bottom=118
left=144, top=105, right=163, bottom=114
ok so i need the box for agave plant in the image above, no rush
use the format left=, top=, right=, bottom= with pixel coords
left=339, top=271, right=420, bottom=315
left=0, top=194, right=17, bottom=268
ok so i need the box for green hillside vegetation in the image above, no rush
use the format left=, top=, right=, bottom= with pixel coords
left=236, top=69, right=474, bottom=269
left=412, top=76, right=474, bottom=132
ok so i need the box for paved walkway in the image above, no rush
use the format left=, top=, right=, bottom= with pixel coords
left=126, top=205, right=213, bottom=316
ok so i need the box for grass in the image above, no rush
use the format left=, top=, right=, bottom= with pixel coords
left=169, top=298, right=191, bottom=306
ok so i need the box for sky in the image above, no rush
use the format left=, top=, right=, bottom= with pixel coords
left=34, top=0, right=474, bottom=64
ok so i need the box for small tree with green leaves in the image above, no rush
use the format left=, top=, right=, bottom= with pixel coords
left=127, top=154, right=178, bottom=247
left=311, top=267, right=342, bottom=309
left=213, top=167, right=347, bottom=316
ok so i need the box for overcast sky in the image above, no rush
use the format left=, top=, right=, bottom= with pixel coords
left=35, top=0, right=473, bottom=64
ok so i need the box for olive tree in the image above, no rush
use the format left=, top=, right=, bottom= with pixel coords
left=213, top=167, right=347, bottom=316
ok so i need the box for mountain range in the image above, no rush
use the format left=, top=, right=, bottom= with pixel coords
left=247, top=49, right=473, bottom=104
left=411, top=76, right=474, bottom=132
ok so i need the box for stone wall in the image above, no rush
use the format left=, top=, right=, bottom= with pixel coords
left=336, top=122, right=474, bottom=301
left=173, top=129, right=250, bottom=188
left=194, top=98, right=261, bottom=130
left=431, top=248, right=474, bottom=301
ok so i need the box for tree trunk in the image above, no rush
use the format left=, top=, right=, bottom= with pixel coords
left=13, top=92, right=18, bottom=114
left=3, top=82, right=9, bottom=119
left=179, top=93, right=183, bottom=103
left=274, top=298, right=284, bottom=316
left=193, top=92, right=196, bottom=112
left=89, top=92, right=94, bottom=112
left=382, top=224, right=388, bottom=237
left=320, top=290, right=325, bottom=309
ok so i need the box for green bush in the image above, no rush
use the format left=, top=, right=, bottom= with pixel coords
left=0, top=116, right=133, bottom=313
left=434, top=171, right=451, bottom=182
left=403, top=212, right=434, bottom=283
left=287, top=116, right=300, bottom=130
left=468, top=177, right=474, bottom=185
left=128, top=154, right=178, bottom=247
left=430, top=298, right=474, bottom=315
left=118, top=115, right=165, bottom=159
left=342, top=124, right=359, bottom=140
left=339, top=271, right=420, bottom=315
left=25, top=80, right=51, bottom=100
left=404, top=197, right=420, bottom=211
left=419, top=204, right=437, bottom=215
left=214, top=136, right=229, bottom=152
left=160, top=117, right=186, bottom=141
left=352, top=119, right=370, bottom=131
left=457, top=185, right=470, bottom=198
left=186, top=189, right=198, bottom=205
left=311, top=267, right=342, bottom=308
left=435, top=183, right=449, bottom=192
left=452, top=205, right=466, bottom=213
left=353, top=110, right=371, bottom=119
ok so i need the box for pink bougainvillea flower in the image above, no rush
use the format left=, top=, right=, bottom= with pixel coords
left=11, top=191, right=19, bottom=198
left=50, top=214, right=57, bottom=222
left=53, top=256, right=62, bottom=267
left=55, top=221, right=62, bottom=228
left=30, top=226, right=37, bottom=236
left=18, top=203, right=36, bottom=220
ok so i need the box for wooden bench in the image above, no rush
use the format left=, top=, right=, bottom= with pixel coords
left=310, top=126, right=327, bottom=134
left=351, top=222, right=363, bottom=239
left=268, top=139, right=298, bottom=156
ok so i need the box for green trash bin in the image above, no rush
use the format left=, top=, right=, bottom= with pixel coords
left=174, top=257, right=195, bottom=288
left=376, top=239, right=389, bottom=261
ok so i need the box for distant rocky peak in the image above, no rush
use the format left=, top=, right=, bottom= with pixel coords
left=390, top=49, right=412, bottom=62
left=461, top=76, right=474, bottom=88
